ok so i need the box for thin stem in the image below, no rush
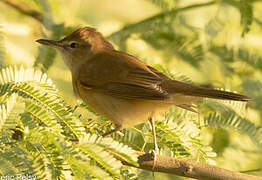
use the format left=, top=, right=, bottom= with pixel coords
left=1, top=0, right=43, bottom=22
left=108, top=0, right=217, bottom=39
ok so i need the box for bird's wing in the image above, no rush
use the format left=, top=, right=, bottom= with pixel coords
left=78, top=50, right=170, bottom=100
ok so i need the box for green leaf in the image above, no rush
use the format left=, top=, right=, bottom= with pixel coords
left=203, top=112, right=262, bottom=148
left=78, top=134, right=122, bottom=178
left=24, top=100, right=63, bottom=137
left=0, top=66, right=85, bottom=139
left=13, top=82, right=85, bottom=139
left=20, top=134, right=68, bottom=179
left=98, top=137, right=139, bottom=167
left=209, top=45, right=262, bottom=73
left=142, top=31, right=204, bottom=67
left=0, top=142, right=36, bottom=176
left=62, top=141, right=114, bottom=180
left=79, top=134, right=138, bottom=168
left=0, top=94, right=24, bottom=141
left=240, top=0, right=253, bottom=37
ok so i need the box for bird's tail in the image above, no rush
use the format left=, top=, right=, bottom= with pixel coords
left=187, top=87, right=250, bottom=101
left=168, top=80, right=250, bottom=102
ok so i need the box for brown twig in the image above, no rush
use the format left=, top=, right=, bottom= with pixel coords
left=1, top=0, right=43, bottom=22
left=116, top=151, right=262, bottom=180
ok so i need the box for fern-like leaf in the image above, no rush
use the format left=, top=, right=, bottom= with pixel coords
left=24, top=100, right=63, bottom=137
left=157, top=108, right=216, bottom=162
left=98, top=137, right=138, bottom=166
left=20, top=132, right=69, bottom=179
left=13, top=82, right=85, bottom=139
left=142, top=31, right=204, bottom=67
left=79, top=134, right=138, bottom=167
left=0, top=66, right=85, bottom=139
left=78, top=134, right=123, bottom=178
left=209, top=45, right=262, bottom=72
left=203, top=112, right=262, bottom=148
left=62, top=141, right=114, bottom=180
left=0, top=94, right=24, bottom=141
left=0, top=142, right=36, bottom=176
left=240, top=0, right=253, bottom=37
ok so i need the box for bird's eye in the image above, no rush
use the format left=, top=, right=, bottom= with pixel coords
left=69, top=42, right=78, bottom=48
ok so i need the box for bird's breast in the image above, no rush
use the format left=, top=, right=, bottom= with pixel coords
left=76, top=83, right=171, bottom=129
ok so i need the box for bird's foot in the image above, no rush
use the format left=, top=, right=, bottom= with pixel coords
left=150, top=146, right=159, bottom=172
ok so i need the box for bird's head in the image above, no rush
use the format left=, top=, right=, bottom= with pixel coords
left=36, top=27, right=113, bottom=70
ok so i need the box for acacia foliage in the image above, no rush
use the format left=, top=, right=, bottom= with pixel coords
left=1, top=0, right=262, bottom=179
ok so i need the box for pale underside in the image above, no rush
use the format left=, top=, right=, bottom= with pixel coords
left=77, top=82, right=197, bottom=129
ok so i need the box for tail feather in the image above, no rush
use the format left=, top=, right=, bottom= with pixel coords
left=167, top=80, right=250, bottom=102
left=189, top=88, right=250, bottom=101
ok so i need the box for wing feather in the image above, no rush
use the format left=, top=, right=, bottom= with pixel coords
left=78, top=51, right=170, bottom=100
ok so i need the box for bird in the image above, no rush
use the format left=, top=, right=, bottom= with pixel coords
left=36, top=27, right=250, bottom=163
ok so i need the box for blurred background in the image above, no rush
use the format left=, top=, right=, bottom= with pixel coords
left=0, top=0, right=262, bottom=179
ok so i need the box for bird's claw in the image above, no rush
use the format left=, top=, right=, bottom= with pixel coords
left=150, top=147, right=159, bottom=171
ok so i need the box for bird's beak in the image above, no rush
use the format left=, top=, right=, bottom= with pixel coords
left=36, top=39, right=61, bottom=48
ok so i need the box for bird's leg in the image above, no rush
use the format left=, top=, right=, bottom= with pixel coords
left=102, top=125, right=121, bottom=137
left=149, top=117, right=158, bottom=171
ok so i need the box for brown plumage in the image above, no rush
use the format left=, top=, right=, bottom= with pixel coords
left=36, top=27, right=250, bottom=134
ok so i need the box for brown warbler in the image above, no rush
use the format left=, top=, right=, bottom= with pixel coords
left=37, top=27, right=249, bottom=158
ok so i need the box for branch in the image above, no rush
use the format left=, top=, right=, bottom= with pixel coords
left=1, top=0, right=43, bottom=22
left=116, top=151, right=262, bottom=180
left=108, top=0, right=217, bottom=39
